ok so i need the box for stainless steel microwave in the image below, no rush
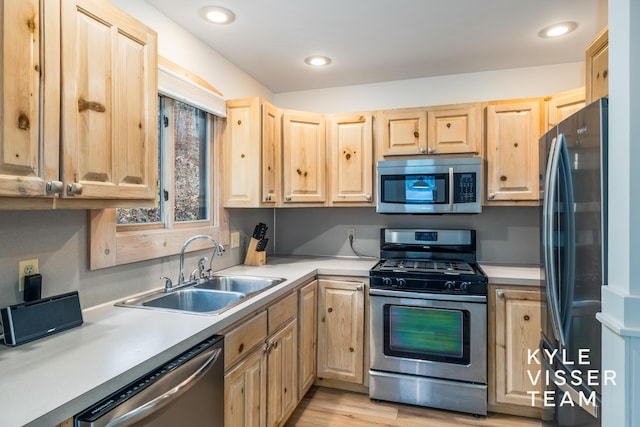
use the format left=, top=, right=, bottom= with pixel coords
left=376, top=157, right=482, bottom=214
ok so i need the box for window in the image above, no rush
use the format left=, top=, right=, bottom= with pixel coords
left=88, top=58, right=228, bottom=270
left=117, top=97, right=210, bottom=227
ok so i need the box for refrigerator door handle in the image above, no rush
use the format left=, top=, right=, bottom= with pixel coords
left=543, top=135, right=565, bottom=346
left=558, top=136, right=577, bottom=335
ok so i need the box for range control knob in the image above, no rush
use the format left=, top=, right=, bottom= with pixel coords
left=382, top=277, right=393, bottom=286
left=445, top=281, right=456, bottom=291
left=460, top=281, right=471, bottom=292
left=395, top=278, right=407, bottom=288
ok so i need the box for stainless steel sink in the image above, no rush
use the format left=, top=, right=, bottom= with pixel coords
left=142, top=289, right=245, bottom=313
left=194, top=275, right=285, bottom=294
left=116, top=275, right=286, bottom=315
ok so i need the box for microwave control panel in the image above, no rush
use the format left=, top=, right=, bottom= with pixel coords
left=453, top=173, right=477, bottom=203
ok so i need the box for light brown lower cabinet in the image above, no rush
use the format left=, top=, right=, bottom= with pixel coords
left=316, top=277, right=366, bottom=386
left=488, top=284, right=544, bottom=418
left=298, top=280, right=318, bottom=397
left=223, top=293, right=298, bottom=427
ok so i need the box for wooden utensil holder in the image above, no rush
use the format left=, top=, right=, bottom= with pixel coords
left=244, top=237, right=266, bottom=266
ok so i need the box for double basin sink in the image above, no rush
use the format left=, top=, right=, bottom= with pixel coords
left=116, top=275, right=286, bottom=315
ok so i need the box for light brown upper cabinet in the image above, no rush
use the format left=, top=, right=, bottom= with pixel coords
left=427, top=103, right=482, bottom=155
left=60, top=0, right=157, bottom=202
left=379, top=108, right=427, bottom=157
left=0, top=0, right=158, bottom=208
left=485, top=99, right=543, bottom=205
left=545, top=87, right=586, bottom=130
left=327, top=113, right=374, bottom=205
left=224, top=98, right=280, bottom=207
left=586, top=27, right=608, bottom=104
left=0, top=0, right=56, bottom=199
left=282, top=110, right=326, bottom=205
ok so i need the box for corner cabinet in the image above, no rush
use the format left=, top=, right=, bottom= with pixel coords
left=488, top=285, right=543, bottom=418
left=485, top=99, right=543, bottom=205
left=224, top=98, right=280, bottom=207
left=316, top=277, right=366, bottom=386
left=282, top=110, right=326, bottom=205
left=327, top=113, right=374, bottom=205
left=586, top=27, right=608, bottom=104
left=0, top=0, right=158, bottom=208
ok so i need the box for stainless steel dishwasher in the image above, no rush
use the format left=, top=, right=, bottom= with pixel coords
left=75, top=335, right=224, bottom=427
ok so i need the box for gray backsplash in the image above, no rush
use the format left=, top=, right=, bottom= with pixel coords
left=0, top=206, right=537, bottom=310
left=274, top=206, right=540, bottom=265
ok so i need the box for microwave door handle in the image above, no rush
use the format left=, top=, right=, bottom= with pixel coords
left=543, top=135, right=565, bottom=346
left=105, top=347, right=222, bottom=427
left=448, top=167, right=454, bottom=211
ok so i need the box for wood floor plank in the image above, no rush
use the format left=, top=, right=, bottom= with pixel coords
left=285, top=387, right=545, bottom=427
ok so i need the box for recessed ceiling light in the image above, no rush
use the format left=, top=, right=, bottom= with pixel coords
left=538, top=22, right=577, bottom=38
left=304, top=56, right=332, bottom=67
left=199, top=6, right=235, bottom=24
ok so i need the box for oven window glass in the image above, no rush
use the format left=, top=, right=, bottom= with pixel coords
left=380, top=174, right=448, bottom=204
left=383, top=305, right=470, bottom=364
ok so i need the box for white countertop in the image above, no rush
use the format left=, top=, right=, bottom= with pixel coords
left=479, top=263, right=542, bottom=286
left=0, top=256, right=538, bottom=427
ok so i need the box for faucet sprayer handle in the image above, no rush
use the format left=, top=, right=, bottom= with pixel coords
left=160, top=276, right=173, bottom=293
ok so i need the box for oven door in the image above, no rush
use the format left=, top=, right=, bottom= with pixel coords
left=370, top=289, right=486, bottom=384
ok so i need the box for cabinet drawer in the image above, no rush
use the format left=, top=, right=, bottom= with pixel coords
left=225, top=311, right=267, bottom=369
left=268, top=293, right=297, bottom=334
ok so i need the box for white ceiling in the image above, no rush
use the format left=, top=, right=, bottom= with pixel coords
left=146, top=0, right=607, bottom=94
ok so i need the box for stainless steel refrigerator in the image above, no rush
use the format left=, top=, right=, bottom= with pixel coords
left=539, top=98, right=607, bottom=426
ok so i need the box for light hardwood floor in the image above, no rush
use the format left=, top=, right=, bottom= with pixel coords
left=285, top=387, right=545, bottom=427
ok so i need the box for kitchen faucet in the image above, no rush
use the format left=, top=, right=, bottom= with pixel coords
left=177, top=235, right=225, bottom=287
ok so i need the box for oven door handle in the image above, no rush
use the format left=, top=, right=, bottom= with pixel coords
left=369, top=287, right=487, bottom=303
left=105, top=347, right=222, bottom=427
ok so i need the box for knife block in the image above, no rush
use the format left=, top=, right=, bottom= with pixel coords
left=244, top=237, right=266, bottom=266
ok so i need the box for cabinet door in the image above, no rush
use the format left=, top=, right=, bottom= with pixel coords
left=267, top=320, right=298, bottom=427
left=298, top=280, right=318, bottom=398
left=379, top=109, right=427, bottom=157
left=225, top=346, right=267, bottom=427
left=0, top=0, right=51, bottom=197
left=546, top=87, right=585, bottom=130
left=485, top=100, right=542, bottom=203
left=327, top=113, right=373, bottom=205
left=225, top=98, right=261, bottom=207
left=60, top=0, right=157, bottom=200
left=586, top=27, right=608, bottom=103
left=317, top=278, right=365, bottom=384
left=489, top=286, right=543, bottom=416
left=427, top=104, right=481, bottom=155
left=261, top=102, right=281, bottom=205
left=282, top=111, right=325, bottom=204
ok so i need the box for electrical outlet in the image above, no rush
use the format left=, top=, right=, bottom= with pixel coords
left=18, top=258, right=39, bottom=292
left=230, top=232, right=240, bottom=248
left=347, top=228, right=356, bottom=242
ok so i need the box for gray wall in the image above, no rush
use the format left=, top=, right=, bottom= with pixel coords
left=274, top=206, right=540, bottom=265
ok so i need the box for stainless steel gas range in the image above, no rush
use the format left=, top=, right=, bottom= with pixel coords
left=369, top=228, right=488, bottom=416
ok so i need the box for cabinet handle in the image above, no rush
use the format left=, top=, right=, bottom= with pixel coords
left=356, top=285, right=364, bottom=291
left=365, top=194, right=372, bottom=202
left=17, top=113, right=30, bottom=130
left=497, top=290, right=505, bottom=298
left=78, top=98, right=106, bottom=113
left=46, top=181, right=64, bottom=194
left=419, top=147, right=426, bottom=154
left=488, top=193, right=495, bottom=200
left=428, top=148, right=435, bottom=154
left=67, top=183, right=83, bottom=196
left=264, top=195, right=271, bottom=202
left=285, top=195, right=291, bottom=201
left=272, top=340, right=278, bottom=349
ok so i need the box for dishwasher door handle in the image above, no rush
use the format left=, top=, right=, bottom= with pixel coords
left=106, top=346, right=223, bottom=427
